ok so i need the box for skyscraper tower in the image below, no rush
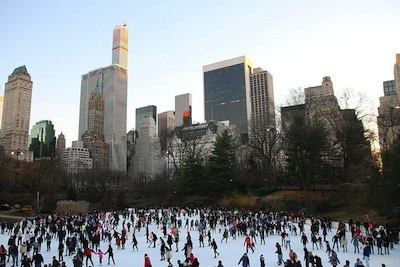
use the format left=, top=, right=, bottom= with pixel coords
left=56, top=132, right=66, bottom=159
left=203, top=56, right=253, bottom=138
left=79, top=24, right=128, bottom=171
left=249, top=67, right=275, bottom=131
left=112, top=23, right=128, bottom=69
left=175, top=93, right=192, bottom=127
left=82, top=82, right=108, bottom=169
left=0, top=66, right=33, bottom=161
left=28, top=120, right=56, bottom=159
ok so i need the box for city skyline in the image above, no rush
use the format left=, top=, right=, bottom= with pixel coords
left=1, top=1, right=400, bottom=146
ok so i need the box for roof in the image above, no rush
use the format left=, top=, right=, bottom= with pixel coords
left=11, top=65, right=29, bottom=75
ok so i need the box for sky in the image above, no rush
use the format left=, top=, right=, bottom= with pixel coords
left=1, top=0, right=400, bottom=147
left=0, top=210, right=398, bottom=267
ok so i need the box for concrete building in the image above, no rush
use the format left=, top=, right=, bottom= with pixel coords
left=203, top=56, right=253, bottom=137
left=81, top=83, right=108, bottom=169
left=378, top=54, right=400, bottom=151
left=0, top=66, right=33, bottom=162
left=135, top=105, right=157, bottom=134
left=28, top=120, right=56, bottom=159
left=133, top=116, right=163, bottom=180
left=56, top=132, right=66, bottom=159
left=60, top=141, right=92, bottom=176
left=249, top=67, right=276, bottom=132
left=78, top=24, right=128, bottom=172
left=175, top=93, right=192, bottom=127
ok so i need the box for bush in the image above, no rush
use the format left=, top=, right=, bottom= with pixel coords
left=219, top=192, right=260, bottom=208
left=55, top=200, right=90, bottom=214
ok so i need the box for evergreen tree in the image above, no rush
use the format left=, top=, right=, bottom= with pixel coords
left=207, top=130, right=236, bottom=194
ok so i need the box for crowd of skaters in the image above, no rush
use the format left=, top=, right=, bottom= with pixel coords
left=0, top=207, right=396, bottom=267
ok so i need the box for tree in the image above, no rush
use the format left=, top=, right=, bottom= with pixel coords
left=207, top=129, right=237, bottom=194
left=282, top=103, right=330, bottom=209
left=324, top=89, right=375, bottom=183
left=248, top=122, right=283, bottom=189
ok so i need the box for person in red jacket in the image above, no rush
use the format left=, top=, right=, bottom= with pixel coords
left=84, top=247, right=94, bottom=267
left=244, top=235, right=254, bottom=253
left=144, top=254, right=152, bottom=267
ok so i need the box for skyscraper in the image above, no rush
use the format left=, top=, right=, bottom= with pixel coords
left=0, top=66, right=33, bottom=161
left=203, top=56, right=253, bottom=136
left=78, top=24, right=128, bottom=172
left=81, top=83, right=108, bottom=169
left=112, top=24, right=128, bottom=69
left=158, top=110, right=175, bottom=152
left=133, top=116, right=163, bottom=180
left=28, top=120, right=56, bottom=159
left=175, top=93, right=192, bottom=127
left=249, top=67, right=275, bottom=131
left=135, top=105, right=157, bottom=133
left=56, top=132, right=66, bottom=159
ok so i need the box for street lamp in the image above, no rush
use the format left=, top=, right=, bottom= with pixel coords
left=11, top=149, right=23, bottom=167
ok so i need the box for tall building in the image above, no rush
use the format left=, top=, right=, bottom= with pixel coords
left=175, top=93, right=192, bottom=127
left=203, top=56, right=253, bottom=136
left=112, top=24, right=128, bottom=69
left=135, top=105, right=157, bottom=133
left=28, top=120, right=56, bottom=159
left=78, top=24, right=128, bottom=172
left=0, top=66, right=33, bottom=161
left=81, top=83, right=108, bottom=169
left=158, top=110, right=175, bottom=152
left=249, top=67, right=275, bottom=131
left=0, top=96, right=3, bottom=130
left=378, top=54, right=400, bottom=150
left=133, top=116, right=163, bottom=180
left=56, top=132, right=66, bottom=159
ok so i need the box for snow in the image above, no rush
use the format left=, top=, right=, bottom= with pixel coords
left=1, top=210, right=398, bottom=267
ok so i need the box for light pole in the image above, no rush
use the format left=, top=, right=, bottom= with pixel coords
left=11, top=149, right=23, bottom=167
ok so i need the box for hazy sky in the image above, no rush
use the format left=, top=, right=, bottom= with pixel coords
left=1, top=0, right=399, bottom=146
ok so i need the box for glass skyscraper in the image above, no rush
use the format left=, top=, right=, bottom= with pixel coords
left=78, top=24, right=128, bottom=172
left=28, top=120, right=56, bottom=159
left=203, top=56, right=253, bottom=134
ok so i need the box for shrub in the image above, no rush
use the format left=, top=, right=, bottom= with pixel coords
left=55, top=200, right=90, bottom=214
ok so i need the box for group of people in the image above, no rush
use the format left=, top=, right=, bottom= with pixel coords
left=0, top=207, right=396, bottom=267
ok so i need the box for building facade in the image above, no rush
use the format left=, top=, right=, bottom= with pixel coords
left=28, top=120, right=56, bottom=159
left=249, top=67, right=276, bottom=131
left=203, top=56, right=253, bottom=138
left=60, top=141, right=92, bottom=175
left=133, top=116, right=163, bottom=180
left=112, top=24, right=128, bottom=69
left=175, top=93, right=192, bottom=127
left=378, top=54, right=400, bottom=151
left=135, top=105, right=157, bottom=134
left=78, top=24, right=128, bottom=172
left=81, top=83, right=108, bottom=169
left=56, top=132, right=66, bottom=159
left=0, top=96, right=3, bottom=130
left=158, top=110, right=175, bottom=152
left=0, top=66, right=33, bottom=161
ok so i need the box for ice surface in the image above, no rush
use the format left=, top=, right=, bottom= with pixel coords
left=0, top=210, right=398, bottom=267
